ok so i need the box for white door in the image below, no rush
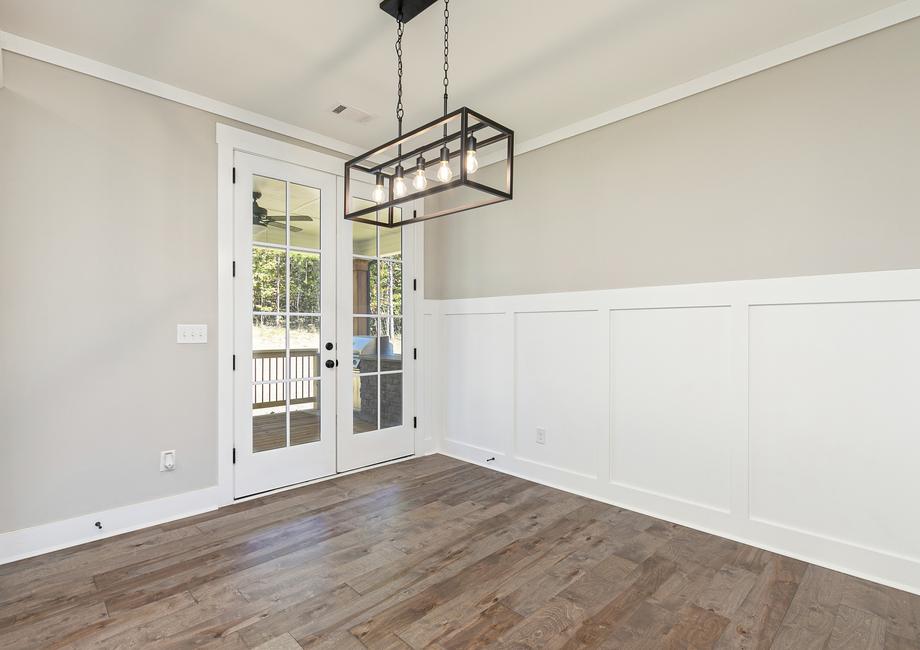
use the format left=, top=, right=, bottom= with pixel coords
left=233, top=155, right=416, bottom=496
left=233, top=153, right=337, bottom=497
left=336, top=187, right=416, bottom=471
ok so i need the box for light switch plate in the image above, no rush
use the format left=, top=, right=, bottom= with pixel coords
left=177, top=324, right=207, bottom=344
left=536, top=427, right=547, bottom=445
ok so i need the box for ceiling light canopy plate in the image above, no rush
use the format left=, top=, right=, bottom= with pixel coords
left=379, top=0, right=438, bottom=23
left=344, top=106, right=514, bottom=228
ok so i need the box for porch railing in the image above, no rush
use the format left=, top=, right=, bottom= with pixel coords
left=252, top=348, right=321, bottom=409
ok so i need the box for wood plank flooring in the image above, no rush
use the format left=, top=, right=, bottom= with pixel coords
left=253, top=411, right=321, bottom=452
left=1, top=455, right=918, bottom=649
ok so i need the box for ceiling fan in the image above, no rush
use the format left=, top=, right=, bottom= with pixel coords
left=252, top=191, right=314, bottom=232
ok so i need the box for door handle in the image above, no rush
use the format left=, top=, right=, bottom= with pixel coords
left=325, top=359, right=335, bottom=369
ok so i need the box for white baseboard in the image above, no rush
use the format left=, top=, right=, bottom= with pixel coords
left=437, top=447, right=920, bottom=598
left=0, top=486, right=220, bottom=565
left=426, top=269, right=920, bottom=597
left=0, top=449, right=443, bottom=565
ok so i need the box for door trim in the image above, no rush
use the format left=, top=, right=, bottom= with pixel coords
left=216, top=124, right=429, bottom=506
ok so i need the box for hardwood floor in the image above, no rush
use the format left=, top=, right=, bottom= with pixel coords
left=253, top=411, right=321, bottom=452
left=1, top=455, right=918, bottom=649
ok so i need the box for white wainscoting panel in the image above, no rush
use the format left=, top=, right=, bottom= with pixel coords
left=443, top=312, right=512, bottom=456
left=514, top=311, right=606, bottom=479
left=427, top=270, right=920, bottom=595
left=749, top=299, right=920, bottom=562
left=610, top=306, right=733, bottom=513
left=414, top=307, right=440, bottom=455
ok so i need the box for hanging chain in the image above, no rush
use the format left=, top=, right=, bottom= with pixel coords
left=443, top=0, right=450, bottom=116
left=395, top=13, right=404, bottom=138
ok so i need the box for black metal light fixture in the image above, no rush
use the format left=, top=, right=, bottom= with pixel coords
left=344, top=0, right=514, bottom=228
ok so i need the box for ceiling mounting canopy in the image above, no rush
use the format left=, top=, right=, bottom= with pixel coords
left=347, top=0, right=515, bottom=228
left=379, top=0, right=438, bottom=23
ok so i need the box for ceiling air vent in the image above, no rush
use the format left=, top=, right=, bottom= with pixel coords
left=331, top=104, right=374, bottom=124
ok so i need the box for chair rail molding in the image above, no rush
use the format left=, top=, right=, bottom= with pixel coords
left=422, top=268, right=920, bottom=596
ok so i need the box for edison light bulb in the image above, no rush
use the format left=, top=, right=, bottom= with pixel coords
left=465, top=150, right=479, bottom=174
left=412, top=155, right=428, bottom=191
left=373, top=175, right=387, bottom=203
left=465, top=137, right=479, bottom=174
left=436, top=146, right=453, bottom=182
left=413, top=169, right=428, bottom=191
left=436, top=160, right=453, bottom=182
left=393, top=173, right=407, bottom=198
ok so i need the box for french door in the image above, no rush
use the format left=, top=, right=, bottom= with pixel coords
left=336, top=190, right=415, bottom=472
left=233, top=152, right=414, bottom=498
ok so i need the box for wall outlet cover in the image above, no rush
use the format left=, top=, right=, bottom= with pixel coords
left=536, top=428, right=547, bottom=445
left=160, top=450, right=176, bottom=471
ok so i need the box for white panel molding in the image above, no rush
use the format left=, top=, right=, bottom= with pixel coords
left=609, top=305, right=734, bottom=514
left=748, top=299, right=920, bottom=563
left=443, top=312, right=513, bottom=457
left=0, top=487, right=220, bottom=565
left=429, top=269, right=920, bottom=596
left=513, top=310, right=606, bottom=481
left=6, top=1, right=920, bottom=163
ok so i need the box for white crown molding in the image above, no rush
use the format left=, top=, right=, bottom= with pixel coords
left=0, top=31, right=364, bottom=157
left=3, top=1, right=920, bottom=169
left=513, top=1, right=920, bottom=157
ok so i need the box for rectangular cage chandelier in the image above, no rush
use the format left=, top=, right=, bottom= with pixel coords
left=344, top=0, right=514, bottom=229
left=345, top=107, right=513, bottom=228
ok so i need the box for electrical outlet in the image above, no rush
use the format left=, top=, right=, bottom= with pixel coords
left=177, top=324, right=207, bottom=344
left=536, top=427, right=546, bottom=445
left=160, top=450, right=176, bottom=471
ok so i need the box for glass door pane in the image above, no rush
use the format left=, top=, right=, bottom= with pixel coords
left=351, top=203, right=404, bottom=434
left=251, top=175, right=324, bottom=452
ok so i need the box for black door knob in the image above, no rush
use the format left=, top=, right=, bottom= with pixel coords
left=324, top=359, right=335, bottom=369
left=325, top=342, right=334, bottom=350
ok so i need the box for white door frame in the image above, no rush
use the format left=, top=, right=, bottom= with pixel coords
left=216, top=123, right=429, bottom=505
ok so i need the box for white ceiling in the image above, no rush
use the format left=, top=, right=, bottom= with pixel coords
left=0, top=0, right=905, bottom=150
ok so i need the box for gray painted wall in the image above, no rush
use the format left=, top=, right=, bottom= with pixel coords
left=425, top=18, right=920, bottom=299
left=0, top=53, right=340, bottom=533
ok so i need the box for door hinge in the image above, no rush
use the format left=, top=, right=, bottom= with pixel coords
left=232, top=167, right=236, bottom=184
left=232, top=447, right=236, bottom=464
left=413, top=416, right=417, bottom=429
left=232, top=260, right=236, bottom=277
left=413, top=347, right=417, bottom=360
left=232, top=354, right=236, bottom=370
left=413, top=278, right=417, bottom=291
